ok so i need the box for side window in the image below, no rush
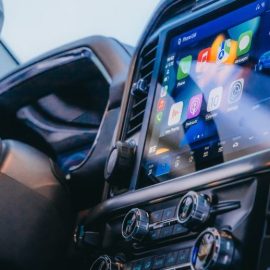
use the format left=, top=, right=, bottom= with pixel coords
left=0, top=41, right=18, bottom=79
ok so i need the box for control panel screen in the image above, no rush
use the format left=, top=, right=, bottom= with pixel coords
left=142, top=0, right=270, bottom=182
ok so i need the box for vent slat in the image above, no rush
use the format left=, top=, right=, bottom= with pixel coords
left=130, top=110, right=145, bottom=122
left=140, top=58, right=156, bottom=73
left=127, top=123, right=143, bottom=136
left=132, top=97, right=148, bottom=110
left=125, top=38, right=158, bottom=138
left=141, top=71, right=153, bottom=83
left=142, top=44, right=157, bottom=59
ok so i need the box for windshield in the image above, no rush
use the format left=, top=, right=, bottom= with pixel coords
left=1, top=0, right=160, bottom=64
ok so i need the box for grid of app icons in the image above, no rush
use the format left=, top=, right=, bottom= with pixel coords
left=155, top=28, right=252, bottom=128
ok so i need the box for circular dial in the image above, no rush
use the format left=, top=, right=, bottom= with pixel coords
left=177, top=191, right=211, bottom=229
left=104, top=141, right=136, bottom=183
left=90, top=255, right=122, bottom=270
left=122, top=208, right=149, bottom=241
left=191, top=228, right=234, bottom=270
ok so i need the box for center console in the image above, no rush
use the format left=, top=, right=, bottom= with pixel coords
left=87, top=178, right=264, bottom=270
left=78, top=1, right=270, bottom=270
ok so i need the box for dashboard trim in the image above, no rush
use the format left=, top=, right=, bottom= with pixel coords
left=85, top=148, right=270, bottom=226
left=0, top=47, right=99, bottom=94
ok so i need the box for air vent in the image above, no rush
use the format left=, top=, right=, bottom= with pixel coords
left=125, top=38, right=158, bottom=138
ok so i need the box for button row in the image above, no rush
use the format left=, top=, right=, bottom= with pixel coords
left=149, top=224, right=188, bottom=241
left=130, top=248, right=191, bottom=270
left=150, top=207, right=176, bottom=223
left=122, top=191, right=211, bottom=244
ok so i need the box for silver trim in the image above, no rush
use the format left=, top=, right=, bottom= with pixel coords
left=85, top=148, right=270, bottom=224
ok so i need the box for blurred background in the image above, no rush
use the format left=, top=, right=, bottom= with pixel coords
left=1, top=0, right=160, bottom=63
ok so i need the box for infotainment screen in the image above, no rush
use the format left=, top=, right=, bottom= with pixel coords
left=142, top=0, right=270, bottom=182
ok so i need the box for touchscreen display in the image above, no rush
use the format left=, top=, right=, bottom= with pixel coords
left=142, top=0, right=270, bottom=182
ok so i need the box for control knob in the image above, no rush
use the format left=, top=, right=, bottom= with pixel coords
left=104, top=140, right=136, bottom=184
left=122, top=208, right=149, bottom=241
left=177, top=191, right=211, bottom=229
left=191, top=228, right=235, bottom=270
left=90, top=255, right=123, bottom=270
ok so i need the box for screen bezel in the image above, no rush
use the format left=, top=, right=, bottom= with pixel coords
left=135, top=0, right=270, bottom=189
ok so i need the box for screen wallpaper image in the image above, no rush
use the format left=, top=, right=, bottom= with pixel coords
left=143, top=0, right=270, bottom=182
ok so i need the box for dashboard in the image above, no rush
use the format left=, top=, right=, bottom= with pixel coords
left=2, top=1, right=270, bottom=269
left=78, top=1, right=270, bottom=270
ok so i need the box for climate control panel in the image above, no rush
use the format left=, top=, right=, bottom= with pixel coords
left=87, top=179, right=262, bottom=270
left=122, top=205, right=188, bottom=242
left=91, top=227, right=236, bottom=270
left=121, top=191, right=235, bottom=243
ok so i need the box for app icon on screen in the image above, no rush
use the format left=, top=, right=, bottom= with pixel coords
left=156, top=148, right=170, bottom=155
left=217, top=39, right=234, bottom=63
left=157, top=98, right=166, bottom=112
left=177, top=55, right=192, bottom=80
left=228, top=78, right=244, bottom=104
left=155, top=156, right=171, bottom=177
left=237, top=31, right=253, bottom=56
left=196, top=48, right=211, bottom=73
left=210, top=35, right=237, bottom=64
left=148, top=145, right=157, bottom=154
left=168, top=101, right=184, bottom=126
left=160, top=85, right=168, bottom=98
left=187, top=94, right=203, bottom=119
left=156, top=112, right=163, bottom=123
left=207, top=87, right=223, bottom=112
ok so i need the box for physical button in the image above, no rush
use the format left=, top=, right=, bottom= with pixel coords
left=142, top=258, right=152, bottom=270
left=177, top=248, right=191, bottom=265
left=162, top=207, right=176, bottom=220
left=153, top=256, right=165, bottom=269
left=149, top=229, right=160, bottom=240
left=173, top=224, right=188, bottom=235
left=160, top=226, right=174, bottom=238
left=133, top=261, right=143, bottom=270
left=150, top=210, right=163, bottom=223
left=165, top=251, right=178, bottom=267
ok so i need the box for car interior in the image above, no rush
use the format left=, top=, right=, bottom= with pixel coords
left=0, top=0, right=270, bottom=269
